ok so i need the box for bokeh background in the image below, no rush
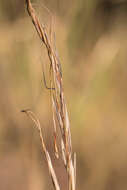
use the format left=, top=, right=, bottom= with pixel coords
left=1, top=0, right=127, bottom=189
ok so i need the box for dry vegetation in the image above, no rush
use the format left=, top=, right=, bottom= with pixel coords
left=1, top=1, right=127, bottom=190
left=22, top=0, right=76, bottom=190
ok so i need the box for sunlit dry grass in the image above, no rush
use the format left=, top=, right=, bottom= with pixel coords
left=1, top=1, right=127, bottom=190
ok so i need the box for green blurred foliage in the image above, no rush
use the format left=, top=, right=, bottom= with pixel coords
left=68, top=0, right=127, bottom=59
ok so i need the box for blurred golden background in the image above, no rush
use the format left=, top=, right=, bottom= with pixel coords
left=1, top=0, right=127, bottom=189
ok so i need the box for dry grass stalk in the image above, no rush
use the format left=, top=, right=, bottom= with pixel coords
left=23, top=0, right=76, bottom=190
left=21, top=109, right=60, bottom=190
